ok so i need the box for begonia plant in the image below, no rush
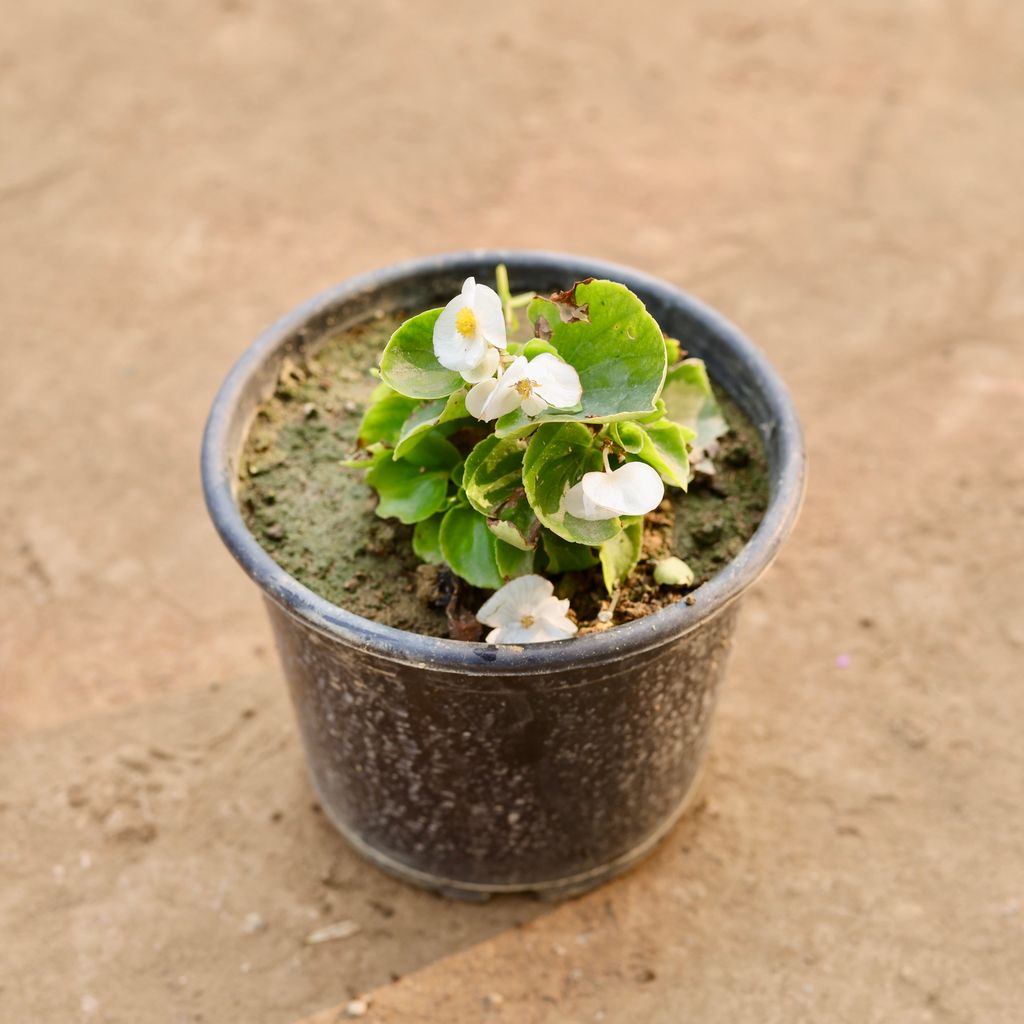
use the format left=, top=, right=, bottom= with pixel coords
left=346, top=267, right=728, bottom=643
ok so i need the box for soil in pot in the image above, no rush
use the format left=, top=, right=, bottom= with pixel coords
left=238, top=310, right=770, bottom=639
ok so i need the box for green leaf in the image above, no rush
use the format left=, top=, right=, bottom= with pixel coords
left=495, top=541, right=535, bottom=580
left=609, top=421, right=645, bottom=454
left=661, top=358, right=729, bottom=471
left=599, top=517, right=644, bottom=593
left=358, top=393, right=421, bottom=446
left=392, top=390, right=468, bottom=459
left=340, top=443, right=390, bottom=470
left=438, top=505, right=503, bottom=589
left=664, top=336, right=683, bottom=364
left=463, top=435, right=525, bottom=513
left=521, top=423, right=620, bottom=545
left=365, top=434, right=460, bottom=524
left=463, top=436, right=537, bottom=543
left=463, top=434, right=540, bottom=551
left=653, top=556, right=694, bottom=587
left=496, top=280, right=667, bottom=436
left=520, top=337, right=560, bottom=360
left=379, top=309, right=463, bottom=399
left=484, top=519, right=526, bottom=551
left=635, top=398, right=668, bottom=424
left=541, top=530, right=599, bottom=573
left=640, top=419, right=694, bottom=488
left=412, top=514, right=445, bottom=564
left=610, top=418, right=694, bottom=489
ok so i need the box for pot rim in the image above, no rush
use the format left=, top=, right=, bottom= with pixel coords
left=201, top=249, right=806, bottom=674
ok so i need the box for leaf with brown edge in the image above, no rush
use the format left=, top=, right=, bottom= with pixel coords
left=501, top=280, right=668, bottom=436
left=550, top=279, right=593, bottom=323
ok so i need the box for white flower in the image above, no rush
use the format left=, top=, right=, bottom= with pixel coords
left=433, top=277, right=507, bottom=377
left=460, top=345, right=500, bottom=384
left=476, top=574, right=578, bottom=645
left=563, top=461, right=665, bottom=521
left=465, top=353, right=582, bottom=422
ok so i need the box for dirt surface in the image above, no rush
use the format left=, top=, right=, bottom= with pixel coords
left=239, top=312, right=441, bottom=633
left=2, top=1, right=1023, bottom=1022
left=0, top=674, right=540, bottom=1022
left=238, top=315, right=767, bottom=636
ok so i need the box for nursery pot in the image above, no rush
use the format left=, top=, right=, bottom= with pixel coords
left=201, top=251, right=805, bottom=899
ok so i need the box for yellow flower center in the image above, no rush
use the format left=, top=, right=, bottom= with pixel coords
left=515, top=378, right=535, bottom=398
left=455, top=307, right=477, bottom=338
left=520, top=614, right=536, bottom=628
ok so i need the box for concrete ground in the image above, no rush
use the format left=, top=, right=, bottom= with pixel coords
left=2, top=1, right=1021, bottom=1021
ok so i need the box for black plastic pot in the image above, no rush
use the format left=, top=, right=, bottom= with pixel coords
left=201, top=251, right=805, bottom=899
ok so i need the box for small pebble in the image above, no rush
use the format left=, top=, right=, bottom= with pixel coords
left=344, top=998, right=369, bottom=1018
left=242, top=912, right=266, bottom=934
left=306, top=919, right=361, bottom=944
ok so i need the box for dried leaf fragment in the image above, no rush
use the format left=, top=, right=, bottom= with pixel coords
left=549, top=280, right=593, bottom=323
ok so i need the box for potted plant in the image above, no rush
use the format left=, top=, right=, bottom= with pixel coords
left=201, top=251, right=804, bottom=899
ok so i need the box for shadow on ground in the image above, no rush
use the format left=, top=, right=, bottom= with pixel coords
left=0, top=674, right=545, bottom=1023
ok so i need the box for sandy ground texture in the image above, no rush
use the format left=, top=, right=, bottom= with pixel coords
left=2, top=0, right=1022, bottom=1022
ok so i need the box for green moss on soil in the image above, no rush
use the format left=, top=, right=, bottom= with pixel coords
left=238, top=311, right=770, bottom=639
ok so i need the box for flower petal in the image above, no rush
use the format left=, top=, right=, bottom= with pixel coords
left=479, top=576, right=575, bottom=644
left=461, top=277, right=476, bottom=303
left=530, top=353, right=582, bottom=409
left=461, top=346, right=500, bottom=384
left=477, top=574, right=555, bottom=627
left=520, top=393, right=548, bottom=417
left=536, top=595, right=574, bottom=628
left=527, top=617, right=578, bottom=642
left=581, top=461, right=665, bottom=516
left=562, top=480, right=591, bottom=519
left=499, top=355, right=530, bottom=387
left=532, top=615, right=577, bottom=641
left=472, top=283, right=507, bottom=350
left=480, top=378, right=526, bottom=421
left=466, top=377, right=500, bottom=420
left=437, top=335, right=488, bottom=374
left=434, top=303, right=488, bottom=372
left=563, top=476, right=619, bottom=521
left=486, top=614, right=576, bottom=644
left=432, top=294, right=464, bottom=365
left=471, top=355, right=529, bottom=420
